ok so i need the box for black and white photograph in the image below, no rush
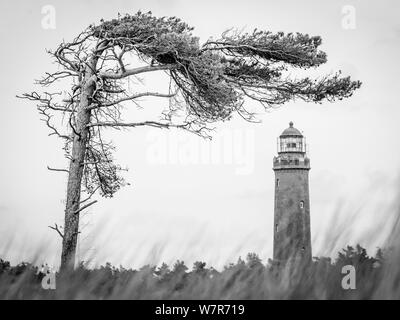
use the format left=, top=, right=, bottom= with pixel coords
left=0, top=0, right=399, bottom=307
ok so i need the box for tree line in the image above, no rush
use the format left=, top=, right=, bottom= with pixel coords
left=1, top=245, right=392, bottom=299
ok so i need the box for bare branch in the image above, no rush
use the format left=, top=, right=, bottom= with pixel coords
left=47, top=166, right=69, bottom=173
left=38, top=107, right=72, bottom=140
left=48, top=223, right=64, bottom=239
left=99, top=64, right=177, bottom=79
left=80, top=186, right=100, bottom=204
left=112, top=45, right=127, bottom=73
left=88, top=92, right=175, bottom=109
left=73, top=200, right=98, bottom=215
left=88, top=121, right=189, bottom=130
left=37, top=71, right=78, bottom=86
left=17, top=92, right=75, bottom=113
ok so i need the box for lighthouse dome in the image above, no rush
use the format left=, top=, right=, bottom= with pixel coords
left=280, top=122, right=303, bottom=137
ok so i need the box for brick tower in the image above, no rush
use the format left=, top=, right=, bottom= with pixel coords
left=273, top=122, right=311, bottom=263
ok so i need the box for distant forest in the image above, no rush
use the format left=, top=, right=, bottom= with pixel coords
left=1, top=245, right=396, bottom=299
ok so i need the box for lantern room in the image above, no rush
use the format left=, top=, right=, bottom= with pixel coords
left=277, top=121, right=306, bottom=154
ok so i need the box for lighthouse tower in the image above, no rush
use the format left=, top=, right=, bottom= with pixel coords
left=273, top=122, right=311, bottom=263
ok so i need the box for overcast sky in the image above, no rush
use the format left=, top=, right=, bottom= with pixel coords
left=0, top=0, right=400, bottom=269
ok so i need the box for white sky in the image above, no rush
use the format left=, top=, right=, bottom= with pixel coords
left=0, top=0, right=400, bottom=269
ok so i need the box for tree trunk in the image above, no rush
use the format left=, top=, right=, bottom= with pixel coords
left=60, top=58, right=97, bottom=271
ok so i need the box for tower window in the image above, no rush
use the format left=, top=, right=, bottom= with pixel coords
left=275, top=224, right=278, bottom=232
left=300, top=201, right=304, bottom=209
left=276, top=179, right=279, bottom=187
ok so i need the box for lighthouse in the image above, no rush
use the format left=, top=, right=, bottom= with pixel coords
left=273, top=122, right=311, bottom=263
